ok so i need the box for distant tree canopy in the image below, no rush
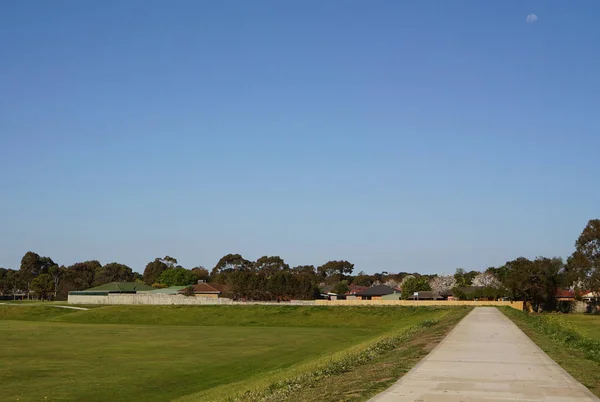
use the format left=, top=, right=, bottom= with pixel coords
left=19, top=252, right=57, bottom=292
left=30, top=274, right=54, bottom=301
left=401, top=276, right=431, bottom=299
left=211, top=254, right=252, bottom=279
left=191, top=266, right=210, bottom=282
left=93, top=262, right=134, bottom=286
left=500, top=257, right=564, bottom=312
left=4, top=219, right=597, bottom=306
left=157, top=267, right=197, bottom=287
left=568, top=219, right=600, bottom=294
left=143, top=258, right=169, bottom=286
left=454, top=268, right=478, bottom=287
left=317, top=260, right=354, bottom=283
left=254, top=256, right=289, bottom=276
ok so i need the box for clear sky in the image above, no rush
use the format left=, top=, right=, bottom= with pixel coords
left=1, top=1, right=599, bottom=274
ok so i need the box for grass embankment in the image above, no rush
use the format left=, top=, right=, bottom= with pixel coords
left=502, top=308, right=600, bottom=397
left=0, top=305, right=468, bottom=402
left=196, top=307, right=469, bottom=402
left=559, top=314, right=600, bottom=342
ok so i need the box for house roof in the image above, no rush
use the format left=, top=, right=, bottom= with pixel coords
left=146, top=286, right=187, bottom=294
left=82, top=282, right=155, bottom=292
left=555, top=289, right=575, bottom=298
left=345, top=285, right=369, bottom=295
left=408, top=291, right=443, bottom=300
left=355, top=284, right=399, bottom=297
left=179, top=283, right=225, bottom=294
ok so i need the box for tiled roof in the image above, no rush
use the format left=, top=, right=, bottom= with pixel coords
left=345, top=285, right=369, bottom=295
left=179, top=283, right=226, bottom=294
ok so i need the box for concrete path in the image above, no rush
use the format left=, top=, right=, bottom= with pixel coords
left=371, top=307, right=599, bottom=402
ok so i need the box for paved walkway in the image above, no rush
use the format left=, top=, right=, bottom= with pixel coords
left=371, top=307, right=599, bottom=402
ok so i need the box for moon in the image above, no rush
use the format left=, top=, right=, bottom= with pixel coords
left=526, top=14, right=538, bottom=23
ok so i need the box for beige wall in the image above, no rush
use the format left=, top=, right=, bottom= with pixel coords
left=68, top=294, right=317, bottom=306
left=68, top=294, right=522, bottom=309
left=195, top=293, right=218, bottom=299
left=68, top=294, right=232, bottom=305
left=315, top=299, right=522, bottom=310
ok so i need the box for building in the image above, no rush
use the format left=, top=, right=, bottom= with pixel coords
left=144, top=286, right=187, bottom=295
left=178, top=282, right=227, bottom=299
left=407, top=291, right=443, bottom=300
left=345, top=285, right=369, bottom=301
left=68, top=282, right=155, bottom=296
left=354, top=285, right=400, bottom=300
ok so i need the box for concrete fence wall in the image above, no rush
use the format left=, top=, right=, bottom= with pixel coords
left=68, top=293, right=522, bottom=309
left=67, top=293, right=317, bottom=306
left=315, top=299, right=523, bottom=309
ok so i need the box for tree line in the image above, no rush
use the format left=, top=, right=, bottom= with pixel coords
left=1, top=219, right=598, bottom=309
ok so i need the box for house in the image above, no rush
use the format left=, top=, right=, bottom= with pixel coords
left=178, top=282, right=227, bottom=299
left=69, top=282, right=154, bottom=296
left=407, top=291, right=443, bottom=300
left=554, top=289, right=576, bottom=301
left=145, top=286, right=187, bottom=295
left=345, top=285, right=369, bottom=301
left=354, top=285, right=400, bottom=300
left=319, top=284, right=345, bottom=300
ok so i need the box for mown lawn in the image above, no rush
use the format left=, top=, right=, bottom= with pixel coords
left=560, top=313, right=600, bottom=342
left=0, top=305, right=458, bottom=401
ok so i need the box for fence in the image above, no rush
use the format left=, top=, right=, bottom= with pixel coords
left=315, top=299, right=523, bottom=309
left=68, top=293, right=522, bottom=309
left=67, top=293, right=316, bottom=306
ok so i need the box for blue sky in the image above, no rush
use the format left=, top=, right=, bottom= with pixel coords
left=1, top=1, right=599, bottom=274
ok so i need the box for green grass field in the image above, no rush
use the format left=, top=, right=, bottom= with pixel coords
left=0, top=304, right=460, bottom=401
left=560, top=313, right=600, bottom=341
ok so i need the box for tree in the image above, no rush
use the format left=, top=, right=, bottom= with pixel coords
left=266, top=270, right=295, bottom=301
left=48, top=265, right=65, bottom=299
left=93, top=262, right=134, bottom=285
left=142, top=258, right=170, bottom=285
left=0, top=268, right=9, bottom=295
left=472, top=272, right=501, bottom=288
left=291, top=265, right=316, bottom=277
left=211, top=254, right=252, bottom=279
left=5, top=269, right=23, bottom=299
left=293, top=273, right=320, bottom=300
left=454, top=268, right=478, bottom=287
left=503, top=257, right=563, bottom=312
left=30, top=274, right=54, bottom=301
left=352, top=271, right=373, bottom=287
left=191, top=266, right=210, bottom=282
left=401, top=277, right=431, bottom=299
left=317, top=260, right=354, bottom=283
left=157, top=267, right=197, bottom=287
left=62, top=260, right=101, bottom=295
left=568, top=219, right=600, bottom=294
left=429, top=275, right=456, bottom=295
left=19, top=252, right=56, bottom=298
left=332, top=280, right=349, bottom=295
left=254, top=256, right=289, bottom=276
left=486, top=265, right=509, bottom=284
